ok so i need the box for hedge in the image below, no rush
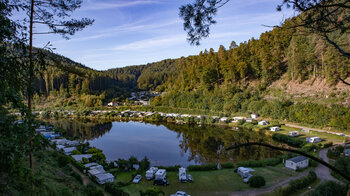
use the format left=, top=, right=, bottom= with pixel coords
left=272, top=133, right=305, bottom=148
left=187, top=164, right=217, bottom=171
left=280, top=171, right=317, bottom=196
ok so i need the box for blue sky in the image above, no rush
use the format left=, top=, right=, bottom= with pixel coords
left=30, top=0, right=294, bottom=70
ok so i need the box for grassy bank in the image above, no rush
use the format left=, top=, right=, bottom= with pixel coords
left=116, top=166, right=299, bottom=196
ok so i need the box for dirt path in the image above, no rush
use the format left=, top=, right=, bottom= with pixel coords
left=226, top=172, right=309, bottom=196
left=315, top=148, right=342, bottom=183
left=70, top=164, right=91, bottom=186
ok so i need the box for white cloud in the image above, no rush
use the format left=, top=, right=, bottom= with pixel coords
left=83, top=0, right=161, bottom=11
left=113, top=35, right=185, bottom=51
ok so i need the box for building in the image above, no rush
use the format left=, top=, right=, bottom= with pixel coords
left=95, top=173, right=114, bottom=184
left=219, top=117, right=229, bottom=123
left=71, top=154, right=92, bottom=162
left=285, top=156, right=309, bottom=170
left=306, top=137, right=322, bottom=143
left=84, top=162, right=99, bottom=169
left=251, top=113, right=258, bottom=119
left=62, top=147, right=76, bottom=155
left=179, top=167, right=187, bottom=182
left=270, top=127, right=280, bottom=132
left=107, top=101, right=118, bottom=107
left=258, top=120, right=269, bottom=126
left=344, top=149, right=350, bottom=156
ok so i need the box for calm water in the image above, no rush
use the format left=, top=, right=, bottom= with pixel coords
left=49, top=119, right=280, bottom=166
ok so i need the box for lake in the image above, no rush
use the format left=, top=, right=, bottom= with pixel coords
left=49, top=119, right=280, bottom=166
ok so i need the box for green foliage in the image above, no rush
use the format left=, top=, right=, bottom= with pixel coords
left=71, top=150, right=82, bottom=155
left=87, top=147, right=102, bottom=154
left=327, top=146, right=344, bottom=159
left=91, top=152, right=106, bottom=163
left=307, top=181, right=348, bottom=196
left=157, top=165, right=181, bottom=172
left=139, top=187, right=165, bottom=196
left=272, top=133, right=306, bottom=148
left=323, top=142, right=333, bottom=148
left=280, top=171, right=317, bottom=196
left=331, top=156, right=350, bottom=181
left=221, top=162, right=234, bottom=169
left=248, top=176, right=266, bottom=188
left=85, top=183, right=104, bottom=196
left=187, top=164, right=217, bottom=171
left=139, top=157, right=151, bottom=171
left=104, top=183, right=130, bottom=196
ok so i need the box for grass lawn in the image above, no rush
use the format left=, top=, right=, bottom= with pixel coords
left=279, top=125, right=344, bottom=144
left=117, top=167, right=297, bottom=196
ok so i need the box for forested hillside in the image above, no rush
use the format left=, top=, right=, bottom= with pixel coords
left=34, top=17, right=349, bottom=113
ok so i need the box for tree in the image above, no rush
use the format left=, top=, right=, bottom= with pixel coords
left=9, top=0, right=94, bottom=190
left=179, top=0, right=349, bottom=61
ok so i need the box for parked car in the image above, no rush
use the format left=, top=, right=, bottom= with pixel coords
left=186, top=174, right=194, bottom=182
left=153, top=179, right=169, bottom=186
left=170, top=191, right=191, bottom=196
left=133, top=174, right=142, bottom=183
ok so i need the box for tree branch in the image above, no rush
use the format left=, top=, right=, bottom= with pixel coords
left=323, top=34, right=350, bottom=58
left=226, top=142, right=350, bottom=181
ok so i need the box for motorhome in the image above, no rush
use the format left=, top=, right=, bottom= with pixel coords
left=289, top=131, right=299, bottom=137
left=155, top=169, right=167, bottom=180
left=306, top=137, right=322, bottom=143
left=179, top=167, right=187, bottom=182
left=146, top=167, right=159, bottom=180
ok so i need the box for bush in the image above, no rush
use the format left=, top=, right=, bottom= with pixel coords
left=187, top=164, right=217, bottom=171
left=272, top=133, right=305, bottom=148
left=87, top=147, right=102, bottom=154
left=85, top=184, right=104, bottom=196
left=248, top=176, right=266, bottom=188
left=71, top=171, right=83, bottom=184
left=57, top=153, right=70, bottom=167
left=157, top=165, right=181, bottom=172
left=71, top=150, right=82, bottom=155
left=323, top=142, right=333, bottom=148
left=221, top=162, right=234, bottom=169
left=280, top=171, right=317, bottom=196
left=104, top=183, right=129, bottom=196
left=308, top=181, right=348, bottom=196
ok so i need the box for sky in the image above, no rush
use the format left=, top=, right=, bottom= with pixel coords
left=29, top=0, right=295, bottom=70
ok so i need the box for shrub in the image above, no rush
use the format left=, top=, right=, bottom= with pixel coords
left=280, top=171, right=317, bottom=196
left=308, top=181, right=348, bottom=196
left=221, top=162, right=234, bottom=168
left=104, top=183, right=129, bottom=196
left=272, top=133, right=305, bottom=148
left=71, top=171, right=83, bottom=184
left=85, top=184, right=104, bottom=196
left=57, top=153, right=70, bottom=167
left=323, top=142, right=333, bottom=148
left=71, top=150, right=82, bottom=155
left=87, top=147, right=102, bottom=154
left=157, top=165, right=181, bottom=172
left=248, top=176, right=266, bottom=188
left=187, top=164, right=217, bottom=171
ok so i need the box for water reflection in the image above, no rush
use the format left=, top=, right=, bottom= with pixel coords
left=48, top=119, right=280, bottom=166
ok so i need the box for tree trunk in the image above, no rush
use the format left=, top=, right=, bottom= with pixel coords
left=28, top=0, right=35, bottom=193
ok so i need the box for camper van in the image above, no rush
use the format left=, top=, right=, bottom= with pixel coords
left=289, top=131, right=299, bottom=137
left=145, top=167, right=158, bottom=180
left=179, top=167, right=187, bottom=182
left=155, top=169, right=167, bottom=180
left=306, top=137, right=322, bottom=143
left=270, top=127, right=280, bottom=132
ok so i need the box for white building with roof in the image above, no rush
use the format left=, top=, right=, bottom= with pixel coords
left=71, top=154, right=92, bottom=162
left=95, top=173, right=114, bottom=184
left=285, top=156, right=309, bottom=170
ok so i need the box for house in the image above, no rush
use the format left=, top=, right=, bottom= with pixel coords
left=289, top=131, right=299, bottom=137
left=84, top=162, right=99, bottom=169
left=62, top=147, right=76, bottom=155
left=51, top=138, right=69, bottom=145
left=65, top=140, right=80, bottom=147
left=107, top=101, right=118, bottom=107
left=251, top=113, right=258, bottom=119
left=88, top=167, right=106, bottom=177
left=285, top=156, right=309, bottom=170
left=306, top=137, right=322, bottom=143
left=258, top=120, right=269, bottom=126
left=344, top=149, right=350, bottom=156
left=270, top=127, right=280, bottom=132
left=71, top=154, right=92, bottom=162
left=95, top=173, right=114, bottom=184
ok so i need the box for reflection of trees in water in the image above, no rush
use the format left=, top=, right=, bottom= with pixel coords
left=164, top=124, right=281, bottom=164
left=48, top=119, right=112, bottom=140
